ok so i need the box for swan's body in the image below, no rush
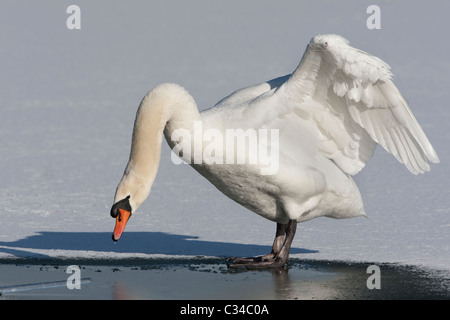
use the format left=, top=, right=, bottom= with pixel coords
left=110, top=34, right=439, bottom=267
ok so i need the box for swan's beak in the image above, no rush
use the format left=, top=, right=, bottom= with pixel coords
left=112, top=209, right=131, bottom=242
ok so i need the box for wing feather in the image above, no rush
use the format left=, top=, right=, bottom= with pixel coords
left=276, top=34, right=439, bottom=175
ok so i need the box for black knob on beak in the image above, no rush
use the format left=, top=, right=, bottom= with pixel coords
left=110, top=195, right=132, bottom=218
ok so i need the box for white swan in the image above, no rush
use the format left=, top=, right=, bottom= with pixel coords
left=110, top=34, right=439, bottom=268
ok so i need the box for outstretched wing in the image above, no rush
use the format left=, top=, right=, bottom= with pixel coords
left=274, top=34, right=439, bottom=175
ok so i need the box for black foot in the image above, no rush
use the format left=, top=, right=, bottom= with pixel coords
left=226, top=220, right=297, bottom=270
left=226, top=255, right=288, bottom=269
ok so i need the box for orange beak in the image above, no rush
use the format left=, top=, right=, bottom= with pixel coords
left=112, top=208, right=131, bottom=242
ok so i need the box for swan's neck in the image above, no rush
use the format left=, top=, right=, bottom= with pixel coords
left=114, top=83, right=200, bottom=211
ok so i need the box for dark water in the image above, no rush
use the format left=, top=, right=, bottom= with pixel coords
left=0, top=258, right=449, bottom=300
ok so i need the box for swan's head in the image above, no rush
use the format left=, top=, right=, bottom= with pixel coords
left=110, top=170, right=153, bottom=242
left=110, top=195, right=132, bottom=242
left=111, top=169, right=153, bottom=241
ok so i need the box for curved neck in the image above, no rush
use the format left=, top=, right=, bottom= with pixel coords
left=114, top=83, right=200, bottom=211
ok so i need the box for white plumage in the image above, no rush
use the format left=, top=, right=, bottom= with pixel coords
left=111, top=34, right=439, bottom=267
left=258, top=34, right=438, bottom=176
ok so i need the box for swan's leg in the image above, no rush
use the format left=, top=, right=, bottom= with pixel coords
left=274, top=219, right=297, bottom=265
left=228, top=220, right=297, bottom=268
left=270, top=222, right=287, bottom=258
left=229, top=223, right=286, bottom=264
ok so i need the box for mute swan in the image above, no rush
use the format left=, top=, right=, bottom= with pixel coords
left=110, top=34, right=439, bottom=268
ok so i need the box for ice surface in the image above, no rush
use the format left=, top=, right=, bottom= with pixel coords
left=0, top=1, right=449, bottom=271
